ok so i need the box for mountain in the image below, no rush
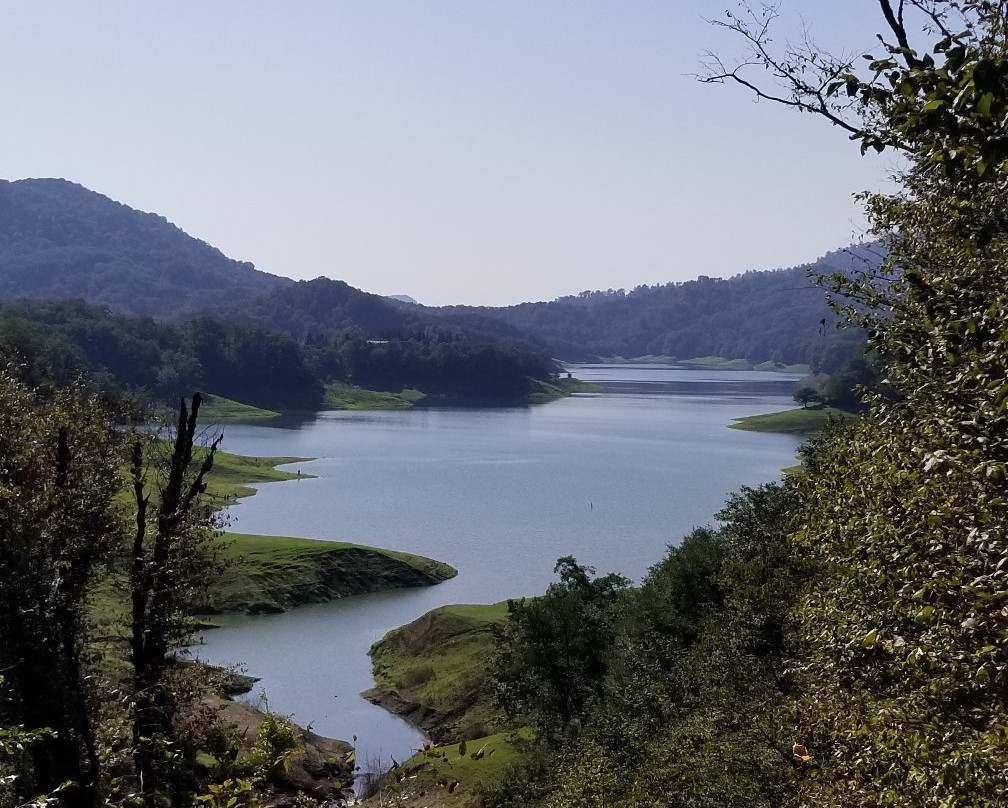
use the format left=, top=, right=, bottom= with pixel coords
left=0, top=177, right=869, bottom=372
left=0, top=178, right=290, bottom=316
left=0, top=180, right=560, bottom=406
left=432, top=247, right=880, bottom=368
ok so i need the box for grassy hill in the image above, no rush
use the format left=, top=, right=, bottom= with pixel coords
left=361, top=603, right=523, bottom=808
left=201, top=533, right=457, bottom=615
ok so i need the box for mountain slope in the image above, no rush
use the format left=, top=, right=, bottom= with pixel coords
left=435, top=247, right=880, bottom=367
left=0, top=177, right=869, bottom=371
left=0, top=178, right=289, bottom=316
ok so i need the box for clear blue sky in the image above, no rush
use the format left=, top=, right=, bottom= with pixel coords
left=1, top=2, right=895, bottom=305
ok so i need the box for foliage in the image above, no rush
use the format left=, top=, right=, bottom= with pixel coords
left=438, top=250, right=872, bottom=365
left=0, top=179, right=287, bottom=318
left=491, top=558, right=629, bottom=736
left=1, top=177, right=873, bottom=394
left=0, top=369, right=124, bottom=807
left=817, top=346, right=880, bottom=411
left=706, top=2, right=1008, bottom=805
left=792, top=384, right=822, bottom=408
left=0, top=297, right=560, bottom=409
left=0, top=370, right=350, bottom=808
left=194, top=712, right=327, bottom=808
left=0, top=299, right=323, bottom=410
left=485, top=484, right=809, bottom=808
left=128, top=394, right=226, bottom=805
left=0, top=182, right=562, bottom=406
left=308, top=331, right=556, bottom=402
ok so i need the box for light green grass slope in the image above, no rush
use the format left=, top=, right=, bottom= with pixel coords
left=730, top=406, right=858, bottom=436
left=202, top=533, right=457, bottom=614
left=365, top=603, right=510, bottom=744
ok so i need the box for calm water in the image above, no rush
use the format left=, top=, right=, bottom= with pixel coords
left=193, top=365, right=803, bottom=770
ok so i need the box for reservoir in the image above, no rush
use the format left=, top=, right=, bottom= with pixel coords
left=193, top=365, right=803, bottom=772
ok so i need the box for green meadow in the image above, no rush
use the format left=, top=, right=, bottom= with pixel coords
left=730, top=406, right=858, bottom=436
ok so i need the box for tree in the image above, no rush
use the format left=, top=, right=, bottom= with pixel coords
left=485, top=484, right=810, bottom=808
left=491, top=557, right=629, bottom=734
left=707, top=3, right=1008, bottom=805
left=129, top=393, right=223, bottom=806
left=792, top=384, right=822, bottom=408
left=0, top=369, right=123, bottom=808
left=0, top=375, right=230, bottom=808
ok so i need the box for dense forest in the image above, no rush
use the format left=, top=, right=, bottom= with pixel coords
left=1, top=178, right=866, bottom=377
left=0, top=298, right=558, bottom=409
left=435, top=246, right=878, bottom=368
left=0, top=181, right=561, bottom=405
left=0, top=179, right=288, bottom=316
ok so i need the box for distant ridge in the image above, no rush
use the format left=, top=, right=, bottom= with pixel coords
left=430, top=246, right=881, bottom=367
left=0, top=178, right=290, bottom=317
left=0, top=178, right=871, bottom=369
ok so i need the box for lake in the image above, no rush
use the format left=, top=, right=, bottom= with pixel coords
left=193, top=364, right=803, bottom=772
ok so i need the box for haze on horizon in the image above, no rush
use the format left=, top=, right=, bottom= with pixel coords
left=1, top=2, right=891, bottom=307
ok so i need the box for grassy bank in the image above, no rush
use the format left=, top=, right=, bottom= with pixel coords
left=324, top=379, right=598, bottom=410
left=202, top=533, right=457, bottom=614
left=365, top=603, right=510, bottom=743
left=596, top=356, right=811, bottom=373
left=362, top=603, right=523, bottom=807
left=323, top=384, right=426, bottom=410
left=205, top=451, right=314, bottom=502
left=527, top=375, right=600, bottom=403
left=730, top=406, right=858, bottom=436
left=198, top=394, right=282, bottom=422
left=361, top=730, right=531, bottom=808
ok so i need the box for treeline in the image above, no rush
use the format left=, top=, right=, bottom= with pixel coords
left=0, top=298, right=558, bottom=410
left=488, top=482, right=805, bottom=807
left=309, top=332, right=554, bottom=400
left=2, top=178, right=876, bottom=373
left=0, top=299, right=321, bottom=410
left=435, top=248, right=878, bottom=368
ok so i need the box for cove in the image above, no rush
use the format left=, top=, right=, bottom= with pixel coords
left=193, top=365, right=804, bottom=771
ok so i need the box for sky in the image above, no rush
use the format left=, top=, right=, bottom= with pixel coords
left=1, top=2, right=897, bottom=306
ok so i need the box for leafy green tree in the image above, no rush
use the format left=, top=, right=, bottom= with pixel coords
left=792, top=385, right=822, bottom=409
left=487, top=484, right=809, bottom=808
left=491, top=557, right=629, bottom=735
left=708, top=2, right=1008, bottom=804
left=0, top=369, right=123, bottom=808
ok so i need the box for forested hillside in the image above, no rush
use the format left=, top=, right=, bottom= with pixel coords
left=0, top=298, right=563, bottom=409
left=0, top=299, right=323, bottom=410
left=0, top=178, right=289, bottom=315
left=0, top=177, right=867, bottom=372
left=0, top=181, right=566, bottom=404
left=436, top=246, right=879, bottom=367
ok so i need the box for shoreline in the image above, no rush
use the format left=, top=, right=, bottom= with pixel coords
left=197, top=452, right=459, bottom=801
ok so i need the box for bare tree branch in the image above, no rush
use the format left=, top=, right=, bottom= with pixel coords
left=879, top=0, right=919, bottom=66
